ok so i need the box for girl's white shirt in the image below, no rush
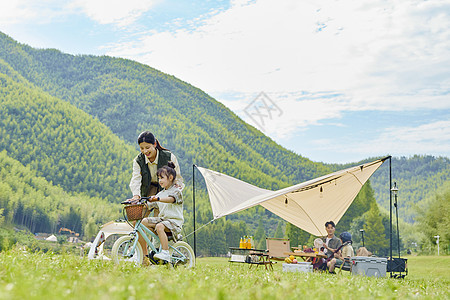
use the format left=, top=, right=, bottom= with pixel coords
left=129, top=150, right=184, bottom=197
left=341, top=244, right=354, bottom=258
left=149, top=184, right=184, bottom=227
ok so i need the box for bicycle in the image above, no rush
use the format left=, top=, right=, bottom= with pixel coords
left=111, top=197, right=195, bottom=268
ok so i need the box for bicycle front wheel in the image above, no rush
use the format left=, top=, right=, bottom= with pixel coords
left=170, top=241, right=196, bottom=269
left=111, top=235, right=143, bottom=266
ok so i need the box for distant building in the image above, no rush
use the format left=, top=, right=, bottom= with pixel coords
left=46, top=235, right=57, bottom=242
left=35, top=233, right=51, bottom=240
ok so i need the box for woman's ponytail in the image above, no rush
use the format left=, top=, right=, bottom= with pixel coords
left=155, top=138, right=168, bottom=151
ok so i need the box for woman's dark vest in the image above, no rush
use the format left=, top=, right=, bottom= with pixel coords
left=136, top=150, right=172, bottom=197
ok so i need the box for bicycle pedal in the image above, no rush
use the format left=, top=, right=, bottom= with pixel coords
left=146, top=251, right=159, bottom=264
left=157, top=260, right=169, bottom=265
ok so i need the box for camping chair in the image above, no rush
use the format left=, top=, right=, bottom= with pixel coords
left=266, top=238, right=290, bottom=261
left=337, top=257, right=352, bottom=274
left=322, top=241, right=351, bottom=273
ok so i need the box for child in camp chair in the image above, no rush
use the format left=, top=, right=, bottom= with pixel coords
left=327, top=232, right=354, bottom=273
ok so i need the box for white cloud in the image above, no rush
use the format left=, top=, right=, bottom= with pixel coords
left=3, top=0, right=448, bottom=160
left=104, top=0, right=450, bottom=137
left=315, top=120, right=450, bottom=159
left=0, top=0, right=66, bottom=25
left=378, top=120, right=450, bottom=154
left=227, top=91, right=352, bottom=138
left=69, top=0, right=160, bottom=27
left=0, top=1, right=34, bottom=24
left=0, top=0, right=159, bottom=27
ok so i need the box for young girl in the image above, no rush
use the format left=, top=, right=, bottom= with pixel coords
left=141, top=161, right=183, bottom=262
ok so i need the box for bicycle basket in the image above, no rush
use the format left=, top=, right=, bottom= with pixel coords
left=124, top=203, right=148, bottom=221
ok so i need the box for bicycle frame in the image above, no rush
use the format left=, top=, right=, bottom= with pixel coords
left=121, top=218, right=187, bottom=264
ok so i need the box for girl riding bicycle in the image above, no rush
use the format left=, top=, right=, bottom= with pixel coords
left=141, top=161, right=183, bottom=262
left=129, top=131, right=184, bottom=261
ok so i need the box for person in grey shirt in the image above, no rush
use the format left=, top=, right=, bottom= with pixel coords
left=322, top=221, right=342, bottom=258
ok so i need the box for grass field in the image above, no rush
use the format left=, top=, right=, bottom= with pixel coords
left=0, top=249, right=448, bottom=299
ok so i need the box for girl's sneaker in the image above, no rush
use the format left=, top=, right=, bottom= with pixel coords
left=154, top=250, right=171, bottom=262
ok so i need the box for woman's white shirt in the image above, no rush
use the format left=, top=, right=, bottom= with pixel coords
left=129, top=150, right=184, bottom=197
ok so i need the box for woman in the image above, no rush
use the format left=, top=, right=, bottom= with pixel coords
left=129, top=131, right=184, bottom=263
left=129, top=131, right=184, bottom=201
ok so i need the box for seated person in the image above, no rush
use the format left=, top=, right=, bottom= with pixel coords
left=322, top=221, right=342, bottom=258
left=312, top=238, right=327, bottom=270
left=327, top=232, right=354, bottom=273
left=314, top=238, right=325, bottom=254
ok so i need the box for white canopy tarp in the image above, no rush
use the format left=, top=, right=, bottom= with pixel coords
left=197, top=157, right=387, bottom=236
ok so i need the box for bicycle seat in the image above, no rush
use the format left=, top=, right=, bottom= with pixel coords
left=166, top=232, right=182, bottom=242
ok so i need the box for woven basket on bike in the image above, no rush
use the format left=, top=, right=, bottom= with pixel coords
left=124, top=203, right=149, bottom=221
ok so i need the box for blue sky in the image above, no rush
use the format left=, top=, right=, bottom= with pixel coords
left=1, top=0, right=449, bottom=163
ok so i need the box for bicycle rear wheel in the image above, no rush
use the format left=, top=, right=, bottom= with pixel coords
left=170, top=241, right=195, bottom=269
left=111, top=235, right=143, bottom=266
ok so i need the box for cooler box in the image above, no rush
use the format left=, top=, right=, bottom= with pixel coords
left=282, top=262, right=313, bottom=273
left=229, top=254, right=246, bottom=263
left=351, top=256, right=387, bottom=277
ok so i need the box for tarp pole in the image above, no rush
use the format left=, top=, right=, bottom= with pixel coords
left=389, top=156, right=393, bottom=277
left=193, top=164, right=196, bottom=257
left=394, top=182, right=401, bottom=258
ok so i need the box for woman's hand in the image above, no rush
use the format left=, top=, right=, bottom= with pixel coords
left=126, top=195, right=139, bottom=204
left=124, top=195, right=140, bottom=204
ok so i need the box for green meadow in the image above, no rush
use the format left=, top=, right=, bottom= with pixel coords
left=0, top=249, right=448, bottom=299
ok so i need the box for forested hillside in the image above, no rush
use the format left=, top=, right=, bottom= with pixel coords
left=0, top=32, right=329, bottom=190
left=370, top=155, right=450, bottom=222
left=0, top=151, right=119, bottom=237
left=0, top=31, right=335, bottom=253
left=329, top=156, right=450, bottom=223
left=0, top=31, right=334, bottom=242
left=0, top=31, right=448, bottom=255
left=0, top=67, right=135, bottom=202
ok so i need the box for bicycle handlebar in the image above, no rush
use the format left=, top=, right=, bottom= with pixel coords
left=121, top=197, right=153, bottom=205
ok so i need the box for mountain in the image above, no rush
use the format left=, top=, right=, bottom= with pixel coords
left=0, top=32, right=330, bottom=192
left=0, top=31, right=333, bottom=248
left=0, top=32, right=448, bottom=254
